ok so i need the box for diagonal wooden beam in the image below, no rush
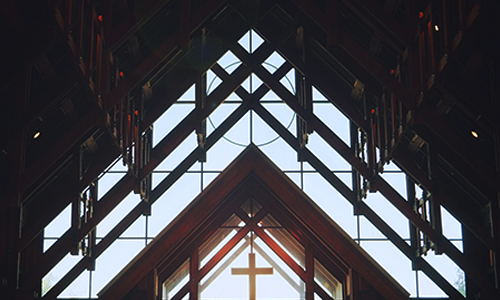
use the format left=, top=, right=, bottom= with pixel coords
left=391, top=144, right=496, bottom=251
left=18, top=0, right=230, bottom=196
left=37, top=99, right=253, bottom=298
left=284, top=1, right=414, bottom=109
left=107, top=0, right=228, bottom=111
left=255, top=66, right=492, bottom=292
left=254, top=102, right=465, bottom=298
left=24, top=63, right=253, bottom=291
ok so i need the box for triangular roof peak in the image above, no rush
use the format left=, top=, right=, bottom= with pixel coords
left=99, top=144, right=408, bottom=300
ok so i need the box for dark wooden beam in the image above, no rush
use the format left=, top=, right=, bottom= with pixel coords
left=254, top=102, right=464, bottom=298
left=30, top=94, right=252, bottom=296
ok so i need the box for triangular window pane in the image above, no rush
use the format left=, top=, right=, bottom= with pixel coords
left=263, top=51, right=286, bottom=74
left=44, top=203, right=71, bottom=239
left=241, top=73, right=263, bottom=94
left=251, top=29, right=265, bottom=53
left=226, top=91, right=243, bottom=102
left=238, top=29, right=264, bottom=53
left=217, top=50, right=241, bottom=75
left=207, top=69, right=222, bottom=95
left=177, top=84, right=195, bottom=102
left=280, top=68, right=296, bottom=95
left=261, top=89, right=281, bottom=101
left=238, top=30, right=251, bottom=53
left=418, top=270, right=447, bottom=297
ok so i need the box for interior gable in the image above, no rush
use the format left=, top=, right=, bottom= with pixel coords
left=99, top=145, right=408, bottom=300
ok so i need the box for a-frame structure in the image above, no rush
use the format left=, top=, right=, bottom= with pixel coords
left=98, top=145, right=409, bottom=300
left=1, top=0, right=500, bottom=299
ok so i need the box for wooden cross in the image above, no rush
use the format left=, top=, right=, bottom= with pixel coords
left=232, top=253, right=273, bottom=300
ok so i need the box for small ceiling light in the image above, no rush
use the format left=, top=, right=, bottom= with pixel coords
left=434, top=25, right=440, bottom=31
left=33, top=131, right=41, bottom=139
left=471, top=131, right=479, bottom=138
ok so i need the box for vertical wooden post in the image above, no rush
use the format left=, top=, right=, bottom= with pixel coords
left=190, top=248, right=199, bottom=300
left=305, top=244, right=314, bottom=300
left=348, top=268, right=360, bottom=300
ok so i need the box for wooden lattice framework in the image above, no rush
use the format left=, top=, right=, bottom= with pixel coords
left=98, top=145, right=409, bottom=300
left=1, top=0, right=499, bottom=299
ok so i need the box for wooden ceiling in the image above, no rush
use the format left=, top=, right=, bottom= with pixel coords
left=1, top=0, right=499, bottom=299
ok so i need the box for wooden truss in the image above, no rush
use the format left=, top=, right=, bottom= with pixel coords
left=98, top=145, right=409, bottom=300
left=2, top=0, right=499, bottom=299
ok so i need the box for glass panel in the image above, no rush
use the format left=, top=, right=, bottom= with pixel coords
left=153, top=103, right=194, bottom=147
left=360, top=240, right=416, bottom=296
left=207, top=101, right=240, bottom=136
left=154, top=131, right=197, bottom=171
left=177, top=84, right=195, bottom=103
left=217, top=50, right=241, bottom=75
left=199, top=214, right=242, bottom=267
left=312, top=86, right=350, bottom=146
left=148, top=172, right=200, bottom=237
left=241, top=73, right=263, bottom=94
left=92, top=240, right=144, bottom=297
left=423, top=252, right=465, bottom=295
left=418, top=270, right=447, bottom=297
left=307, top=133, right=351, bottom=172
left=263, top=51, right=286, bottom=74
left=254, top=236, right=303, bottom=299
left=199, top=238, right=249, bottom=298
left=280, top=68, right=296, bottom=95
left=42, top=253, right=80, bottom=297
left=303, top=172, right=357, bottom=238
left=237, top=29, right=264, bottom=53
left=261, top=100, right=296, bottom=136
left=359, top=215, right=386, bottom=239
left=120, top=215, right=146, bottom=238
left=258, top=137, right=301, bottom=171
left=206, top=69, right=222, bottom=95
left=441, top=206, right=462, bottom=239
left=379, top=172, right=407, bottom=199
left=44, top=203, right=71, bottom=238
left=97, top=173, right=125, bottom=200
left=364, top=191, right=409, bottom=239
left=163, top=258, right=190, bottom=300
left=204, top=137, right=245, bottom=171
left=96, top=192, right=138, bottom=238
left=58, top=270, right=89, bottom=298
left=314, top=258, right=343, bottom=300
left=261, top=214, right=305, bottom=269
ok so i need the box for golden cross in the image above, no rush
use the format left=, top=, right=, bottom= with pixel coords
left=232, top=253, right=273, bottom=300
